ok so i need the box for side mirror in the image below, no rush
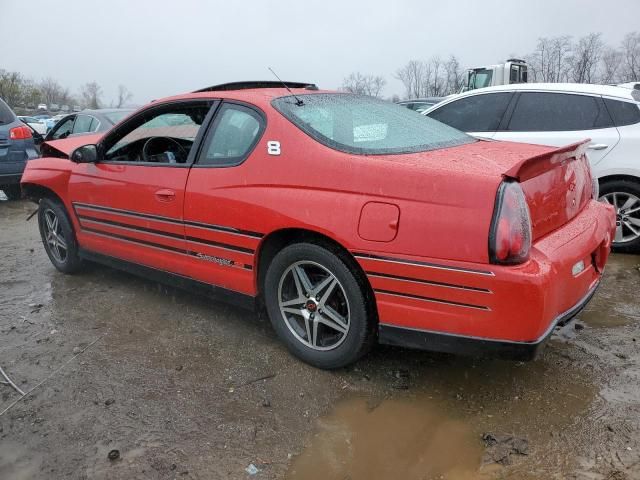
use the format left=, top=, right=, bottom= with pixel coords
left=71, top=144, right=98, bottom=163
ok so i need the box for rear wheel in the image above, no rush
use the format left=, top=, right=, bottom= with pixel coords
left=264, top=243, right=374, bottom=369
left=37, top=197, right=83, bottom=273
left=2, top=185, right=21, bottom=201
left=599, top=179, right=640, bottom=253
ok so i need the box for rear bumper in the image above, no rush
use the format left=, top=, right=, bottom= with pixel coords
left=355, top=199, right=616, bottom=358
left=0, top=160, right=28, bottom=185
left=378, top=279, right=600, bottom=360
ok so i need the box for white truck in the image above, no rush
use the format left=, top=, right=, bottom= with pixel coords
left=462, top=59, right=528, bottom=92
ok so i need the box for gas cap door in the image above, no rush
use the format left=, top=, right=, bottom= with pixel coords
left=358, top=202, right=400, bottom=242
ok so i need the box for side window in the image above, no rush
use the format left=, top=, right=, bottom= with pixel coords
left=603, top=98, right=640, bottom=127
left=50, top=116, right=75, bottom=140
left=73, top=115, right=93, bottom=134
left=103, top=102, right=212, bottom=164
left=428, top=93, right=513, bottom=132
left=507, top=93, right=613, bottom=132
left=199, top=103, right=264, bottom=167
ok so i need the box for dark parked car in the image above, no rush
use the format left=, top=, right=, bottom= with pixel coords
left=45, top=108, right=134, bottom=141
left=0, top=97, right=38, bottom=200
left=396, top=97, right=443, bottom=113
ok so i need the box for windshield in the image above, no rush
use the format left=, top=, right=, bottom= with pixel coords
left=104, top=110, right=133, bottom=125
left=272, top=94, right=474, bottom=155
left=468, top=69, right=493, bottom=90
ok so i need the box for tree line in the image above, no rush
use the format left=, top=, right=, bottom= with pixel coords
left=0, top=71, right=132, bottom=111
left=342, top=31, right=640, bottom=100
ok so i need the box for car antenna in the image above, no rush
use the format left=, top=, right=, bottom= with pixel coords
left=268, top=67, right=304, bottom=106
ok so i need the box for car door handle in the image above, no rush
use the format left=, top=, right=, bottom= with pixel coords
left=588, top=143, right=608, bottom=151
left=155, top=189, right=176, bottom=202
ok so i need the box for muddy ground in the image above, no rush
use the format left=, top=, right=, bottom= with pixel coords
left=1, top=198, right=639, bottom=480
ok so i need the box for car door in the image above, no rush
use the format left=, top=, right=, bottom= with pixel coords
left=492, top=92, right=621, bottom=166
left=45, top=115, right=76, bottom=141
left=67, top=99, right=216, bottom=276
left=182, top=101, right=267, bottom=295
left=426, top=91, right=514, bottom=139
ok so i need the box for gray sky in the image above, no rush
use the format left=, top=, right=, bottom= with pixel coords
left=2, top=0, right=639, bottom=104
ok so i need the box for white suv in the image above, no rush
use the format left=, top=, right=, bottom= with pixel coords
left=424, top=83, right=640, bottom=252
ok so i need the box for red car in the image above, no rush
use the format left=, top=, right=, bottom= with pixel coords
left=21, top=81, right=616, bottom=369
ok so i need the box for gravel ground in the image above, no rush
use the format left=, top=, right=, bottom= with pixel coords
left=1, top=198, right=639, bottom=480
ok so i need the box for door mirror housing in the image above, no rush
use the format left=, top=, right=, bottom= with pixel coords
left=71, top=144, right=98, bottom=163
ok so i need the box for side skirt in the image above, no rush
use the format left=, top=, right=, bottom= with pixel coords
left=78, top=248, right=256, bottom=311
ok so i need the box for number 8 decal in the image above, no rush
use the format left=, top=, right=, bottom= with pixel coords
left=267, top=141, right=281, bottom=155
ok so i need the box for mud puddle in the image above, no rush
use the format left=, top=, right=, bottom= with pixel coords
left=286, top=395, right=482, bottom=480
left=288, top=355, right=598, bottom=480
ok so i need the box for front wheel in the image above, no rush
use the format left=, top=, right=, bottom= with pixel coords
left=37, top=197, right=83, bottom=273
left=264, top=243, right=375, bottom=369
left=599, top=179, right=640, bottom=253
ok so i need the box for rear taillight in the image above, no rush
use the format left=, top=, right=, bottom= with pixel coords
left=9, top=125, right=33, bottom=140
left=489, top=181, right=532, bottom=264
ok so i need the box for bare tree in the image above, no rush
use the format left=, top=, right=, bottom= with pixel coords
left=39, top=77, right=65, bottom=106
left=600, top=47, right=623, bottom=84
left=341, top=73, right=387, bottom=97
left=80, top=82, right=102, bottom=109
left=444, top=55, right=463, bottom=94
left=620, top=31, right=640, bottom=81
left=569, top=33, right=604, bottom=83
left=527, top=36, right=572, bottom=83
left=116, top=84, right=133, bottom=108
left=395, top=60, right=427, bottom=99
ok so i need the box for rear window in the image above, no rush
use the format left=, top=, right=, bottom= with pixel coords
left=0, top=98, right=15, bottom=125
left=508, top=92, right=613, bottom=132
left=603, top=99, right=640, bottom=127
left=272, top=93, right=474, bottom=155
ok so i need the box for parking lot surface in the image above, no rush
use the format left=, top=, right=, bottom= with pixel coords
left=1, top=199, right=639, bottom=479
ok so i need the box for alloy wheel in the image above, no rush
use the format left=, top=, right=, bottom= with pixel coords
left=601, top=192, right=640, bottom=244
left=43, top=208, right=68, bottom=262
left=277, top=261, right=350, bottom=351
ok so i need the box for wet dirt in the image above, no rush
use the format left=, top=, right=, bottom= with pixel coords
left=1, top=198, right=640, bottom=479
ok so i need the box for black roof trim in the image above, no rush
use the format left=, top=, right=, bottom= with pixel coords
left=194, top=81, right=318, bottom=93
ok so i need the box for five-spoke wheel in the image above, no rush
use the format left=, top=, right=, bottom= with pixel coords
left=37, top=197, right=83, bottom=273
left=265, top=243, right=374, bottom=369
left=278, top=261, right=350, bottom=351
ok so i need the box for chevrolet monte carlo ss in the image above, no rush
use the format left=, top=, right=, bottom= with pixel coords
left=21, top=81, right=616, bottom=369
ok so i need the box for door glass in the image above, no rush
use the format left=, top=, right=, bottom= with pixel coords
left=50, top=117, right=74, bottom=139
left=200, top=104, right=263, bottom=166
left=428, top=93, right=513, bottom=132
left=104, top=102, right=211, bottom=164
left=508, top=93, right=613, bottom=131
left=73, top=115, right=93, bottom=134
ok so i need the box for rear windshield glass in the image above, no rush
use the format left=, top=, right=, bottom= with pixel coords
left=272, top=93, right=474, bottom=155
left=0, top=98, right=15, bottom=125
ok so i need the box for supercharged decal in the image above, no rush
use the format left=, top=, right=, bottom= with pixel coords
left=195, top=252, right=250, bottom=270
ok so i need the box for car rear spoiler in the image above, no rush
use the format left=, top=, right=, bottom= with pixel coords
left=502, top=140, right=590, bottom=182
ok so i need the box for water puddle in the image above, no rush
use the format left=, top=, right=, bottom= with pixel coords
left=286, top=395, right=482, bottom=480
left=579, top=254, right=640, bottom=328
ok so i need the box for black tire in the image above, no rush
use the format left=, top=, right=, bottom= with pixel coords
left=37, top=197, right=83, bottom=273
left=599, top=179, right=640, bottom=254
left=2, top=185, right=21, bottom=201
left=264, top=243, right=375, bottom=369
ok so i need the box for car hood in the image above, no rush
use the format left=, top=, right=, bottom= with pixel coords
left=41, top=133, right=103, bottom=158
